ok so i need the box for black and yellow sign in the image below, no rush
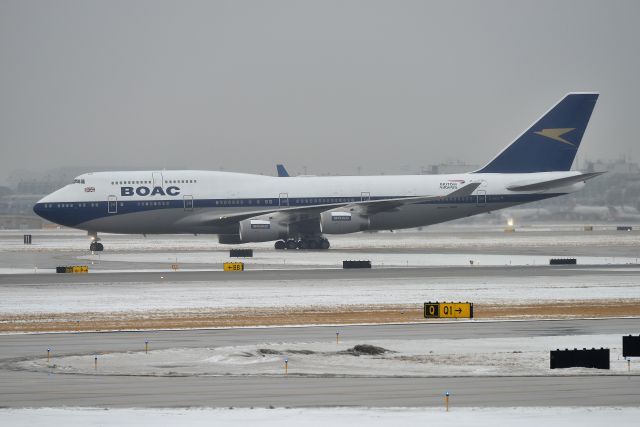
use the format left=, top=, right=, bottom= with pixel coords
left=424, top=302, right=473, bottom=319
left=56, top=266, right=89, bottom=274
left=223, top=262, right=244, bottom=272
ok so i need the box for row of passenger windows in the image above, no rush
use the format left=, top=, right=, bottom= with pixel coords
left=215, top=199, right=275, bottom=206
left=438, top=196, right=505, bottom=202
left=135, top=201, right=171, bottom=207
left=212, top=198, right=357, bottom=206
left=110, top=179, right=197, bottom=185
left=40, top=196, right=506, bottom=211
left=41, top=203, right=100, bottom=208
left=112, top=180, right=150, bottom=185
left=295, top=198, right=357, bottom=204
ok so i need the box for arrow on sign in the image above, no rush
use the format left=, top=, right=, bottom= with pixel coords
left=455, top=308, right=462, bottom=314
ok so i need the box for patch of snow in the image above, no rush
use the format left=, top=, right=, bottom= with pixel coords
left=75, top=250, right=638, bottom=268
left=1, top=274, right=639, bottom=315
left=17, top=334, right=631, bottom=378
left=1, top=407, right=639, bottom=427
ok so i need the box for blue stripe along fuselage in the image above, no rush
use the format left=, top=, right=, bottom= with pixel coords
left=33, top=193, right=563, bottom=228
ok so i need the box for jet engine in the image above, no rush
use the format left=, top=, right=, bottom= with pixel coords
left=320, top=210, right=369, bottom=234
left=239, top=217, right=289, bottom=242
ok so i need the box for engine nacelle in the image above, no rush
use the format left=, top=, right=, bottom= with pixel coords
left=238, top=217, right=289, bottom=243
left=320, top=210, right=369, bottom=234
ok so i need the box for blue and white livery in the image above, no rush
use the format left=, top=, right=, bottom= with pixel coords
left=34, top=93, right=602, bottom=250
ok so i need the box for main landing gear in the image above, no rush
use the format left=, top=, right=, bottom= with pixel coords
left=89, top=232, right=104, bottom=252
left=274, top=237, right=330, bottom=250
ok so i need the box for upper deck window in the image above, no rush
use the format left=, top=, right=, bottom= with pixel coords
left=73, top=178, right=85, bottom=184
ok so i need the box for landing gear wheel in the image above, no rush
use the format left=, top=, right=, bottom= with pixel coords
left=296, top=240, right=305, bottom=250
left=320, top=239, right=330, bottom=250
left=274, top=240, right=286, bottom=250
left=285, top=239, right=297, bottom=250
left=90, top=242, right=104, bottom=252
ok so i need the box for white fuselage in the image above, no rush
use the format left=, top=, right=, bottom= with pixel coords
left=34, top=170, right=583, bottom=238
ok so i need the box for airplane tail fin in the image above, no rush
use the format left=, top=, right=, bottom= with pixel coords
left=476, top=93, right=599, bottom=173
left=276, top=164, right=290, bottom=177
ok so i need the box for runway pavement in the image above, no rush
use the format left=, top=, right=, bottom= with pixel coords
left=4, top=264, right=640, bottom=285
left=1, top=318, right=639, bottom=407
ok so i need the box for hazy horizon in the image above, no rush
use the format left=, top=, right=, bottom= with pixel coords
left=2, top=0, right=639, bottom=185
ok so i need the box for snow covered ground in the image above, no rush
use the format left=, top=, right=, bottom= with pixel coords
left=2, top=227, right=640, bottom=273
left=2, top=407, right=639, bottom=427
left=1, top=274, right=639, bottom=315
left=76, top=250, right=640, bottom=269
left=17, top=334, right=631, bottom=377
left=2, top=227, right=639, bottom=320
left=3, top=226, right=640, bottom=254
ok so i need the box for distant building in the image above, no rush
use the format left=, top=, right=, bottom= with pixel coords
left=584, top=158, right=640, bottom=175
left=424, top=162, right=480, bottom=175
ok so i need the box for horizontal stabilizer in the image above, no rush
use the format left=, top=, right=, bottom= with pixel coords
left=507, top=172, right=604, bottom=192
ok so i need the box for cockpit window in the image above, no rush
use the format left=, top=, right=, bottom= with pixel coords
left=73, top=178, right=86, bottom=184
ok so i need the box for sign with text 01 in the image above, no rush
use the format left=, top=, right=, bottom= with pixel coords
left=424, top=302, right=473, bottom=319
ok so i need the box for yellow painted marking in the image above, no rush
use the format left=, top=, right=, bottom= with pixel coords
left=533, top=128, right=576, bottom=146
left=223, top=262, right=244, bottom=272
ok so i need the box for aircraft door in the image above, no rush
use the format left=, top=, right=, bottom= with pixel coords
left=183, top=195, right=194, bottom=211
left=476, top=190, right=487, bottom=207
left=152, top=172, right=163, bottom=187
left=361, top=192, right=371, bottom=201
left=279, top=193, right=289, bottom=207
left=108, top=195, right=118, bottom=214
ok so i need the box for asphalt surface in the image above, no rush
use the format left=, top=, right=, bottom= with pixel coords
left=1, top=318, right=639, bottom=408
left=4, top=264, right=640, bottom=285
left=2, top=229, right=640, bottom=408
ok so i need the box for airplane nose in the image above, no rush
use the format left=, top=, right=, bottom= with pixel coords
left=33, top=191, right=62, bottom=224
left=33, top=199, right=51, bottom=221
left=32, top=189, right=86, bottom=227
left=33, top=202, right=43, bottom=216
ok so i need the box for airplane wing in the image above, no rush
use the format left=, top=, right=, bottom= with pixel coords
left=205, top=182, right=481, bottom=226
left=506, top=172, right=604, bottom=192
left=355, top=181, right=481, bottom=215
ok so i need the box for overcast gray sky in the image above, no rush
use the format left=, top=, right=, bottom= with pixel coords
left=1, top=0, right=638, bottom=183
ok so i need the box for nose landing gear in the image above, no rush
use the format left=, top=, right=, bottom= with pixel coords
left=89, top=232, right=104, bottom=252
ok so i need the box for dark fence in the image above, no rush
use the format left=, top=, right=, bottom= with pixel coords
left=550, top=348, right=610, bottom=369
left=617, top=226, right=633, bottom=231
left=623, top=335, right=640, bottom=358
left=23, top=234, right=32, bottom=244
left=549, top=258, right=577, bottom=265
left=230, top=249, right=253, bottom=258
left=343, top=260, right=372, bottom=269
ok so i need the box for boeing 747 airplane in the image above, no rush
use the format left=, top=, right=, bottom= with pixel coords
left=34, top=93, right=602, bottom=251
